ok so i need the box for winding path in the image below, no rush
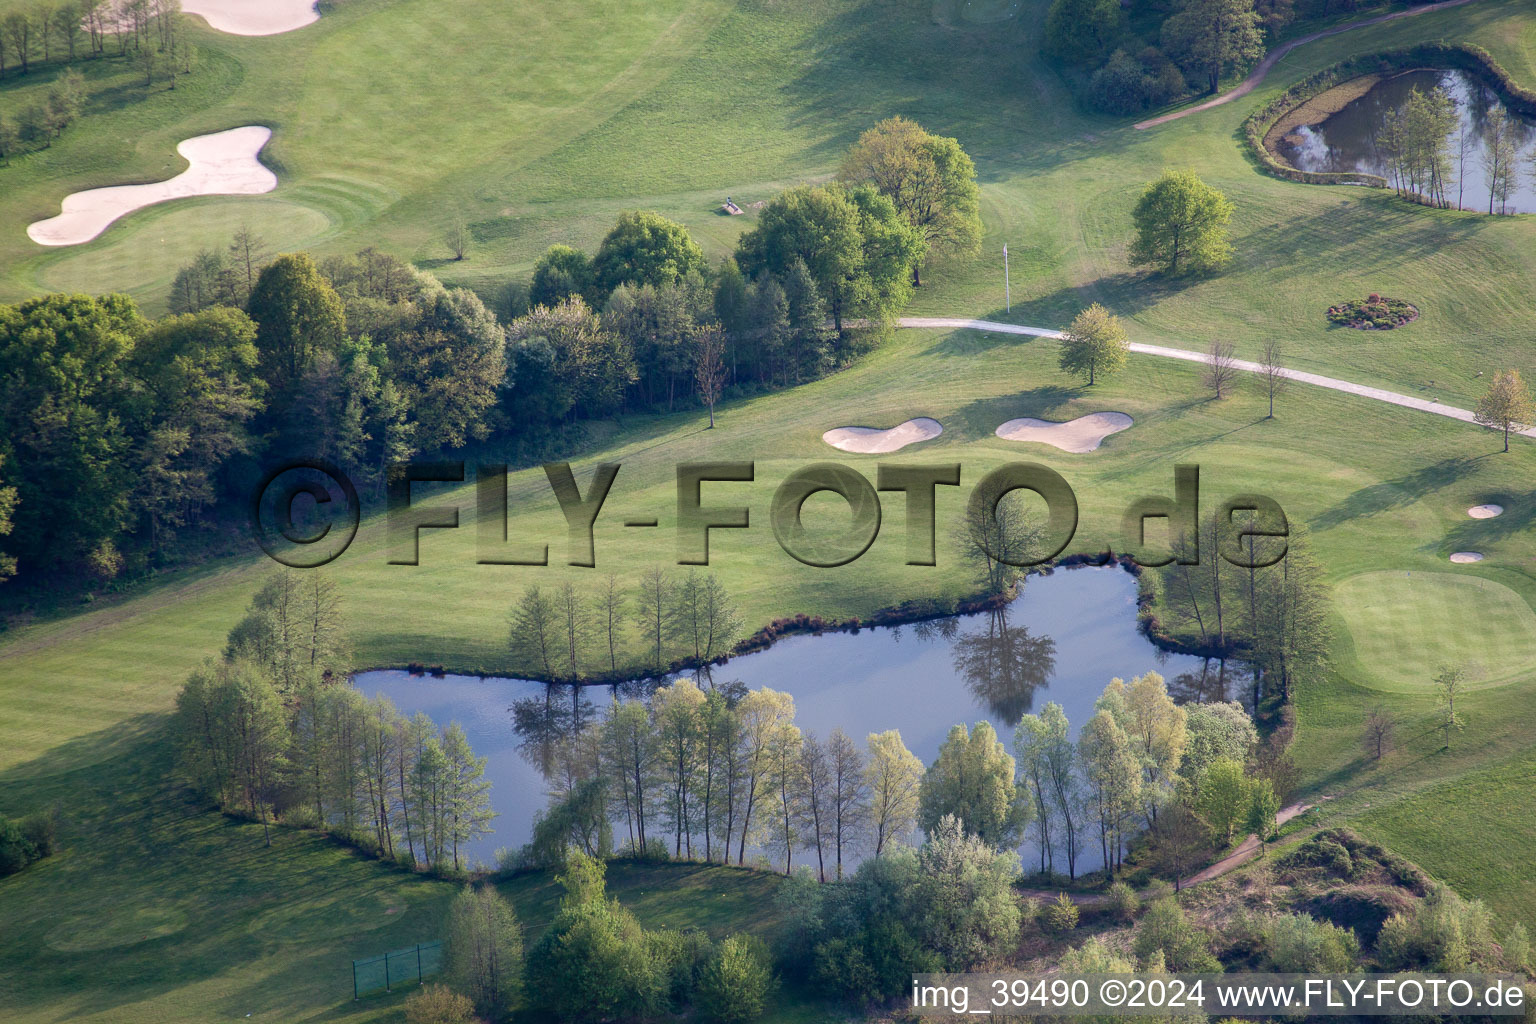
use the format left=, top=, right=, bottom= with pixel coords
left=898, top=317, right=1536, bottom=440
left=1133, top=0, right=1483, bottom=130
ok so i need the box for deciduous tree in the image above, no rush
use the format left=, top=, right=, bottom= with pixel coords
left=444, top=885, right=523, bottom=1019
left=1473, top=369, right=1533, bottom=452
left=1129, top=170, right=1234, bottom=276
left=865, top=729, right=923, bottom=856
left=1058, top=302, right=1129, bottom=385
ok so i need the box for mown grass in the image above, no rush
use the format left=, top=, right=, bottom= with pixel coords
left=4, top=0, right=1536, bottom=1017
left=0, top=723, right=795, bottom=1024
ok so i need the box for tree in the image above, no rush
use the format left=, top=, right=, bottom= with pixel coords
left=837, top=116, right=981, bottom=286
left=918, top=721, right=1029, bottom=849
left=1434, top=664, right=1466, bottom=750
left=444, top=217, right=470, bottom=261
left=694, top=323, right=727, bottom=428
left=1078, top=709, right=1141, bottom=874
left=632, top=567, right=674, bottom=674
left=1058, top=302, right=1129, bottom=385
left=1043, top=0, right=1121, bottom=65
left=507, top=296, right=635, bottom=422
left=246, top=252, right=347, bottom=400
left=1100, top=672, right=1187, bottom=824
left=736, top=183, right=923, bottom=336
left=1256, top=338, right=1288, bottom=418
left=1150, top=800, right=1209, bottom=891
left=1129, top=169, right=1234, bottom=276
left=444, top=884, right=524, bottom=1019
left=911, top=815, right=1025, bottom=968
left=1161, top=0, right=1263, bottom=95
left=1482, top=106, right=1519, bottom=215
left=525, top=851, right=663, bottom=1021
left=1473, top=369, right=1533, bottom=452
left=695, top=934, right=775, bottom=1024
left=442, top=723, right=494, bottom=869
left=1192, top=757, right=1249, bottom=843
left=228, top=226, right=269, bottom=303
left=1015, top=701, right=1080, bottom=876
left=1245, top=777, right=1280, bottom=856
left=590, top=210, right=707, bottom=297
left=1180, top=702, right=1256, bottom=784
left=531, top=244, right=592, bottom=309
left=826, top=727, right=868, bottom=878
left=510, top=584, right=559, bottom=679
left=654, top=678, right=706, bottom=857
left=1202, top=339, right=1238, bottom=399
left=594, top=572, right=625, bottom=673
left=865, top=729, right=923, bottom=856
left=1362, top=705, right=1393, bottom=761
left=4, top=11, right=33, bottom=75
left=0, top=455, right=16, bottom=584
left=603, top=698, right=656, bottom=853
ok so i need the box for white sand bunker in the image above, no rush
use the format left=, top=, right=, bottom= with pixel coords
left=995, top=411, right=1133, bottom=453
left=1468, top=504, right=1504, bottom=519
left=1450, top=552, right=1485, bottom=564
left=822, top=417, right=942, bottom=454
left=181, top=0, right=318, bottom=35
left=28, top=127, right=276, bottom=247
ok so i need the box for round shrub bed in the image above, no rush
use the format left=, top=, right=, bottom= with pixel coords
left=1326, top=294, right=1419, bottom=330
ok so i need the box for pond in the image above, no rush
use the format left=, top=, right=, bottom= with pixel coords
left=1279, top=68, right=1536, bottom=214
left=356, top=567, right=1248, bottom=874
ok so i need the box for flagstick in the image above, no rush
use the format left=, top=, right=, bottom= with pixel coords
left=1004, top=243, right=1010, bottom=313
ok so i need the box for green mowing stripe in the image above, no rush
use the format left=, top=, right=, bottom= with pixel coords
left=1335, top=570, right=1536, bottom=692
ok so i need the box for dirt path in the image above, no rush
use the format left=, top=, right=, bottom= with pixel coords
left=1132, top=0, right=1483, bottom=130
left=1180, top=800, right=1318, bottom=888
left=1018, top=800, right=1321, bottom=906
left=897, top=317, right=1536, bottom=440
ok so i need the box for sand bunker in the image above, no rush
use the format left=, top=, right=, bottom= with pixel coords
left=1450, top=552, right=1485, bottom=564
left=1468, top=504, right=1504, bottom=519
left=822, top=417, right=942, bottom=454
left=994, top=412, right=1133, bottom=453
left=181, top=0, right=318, bottom=35
left=28, top=127, right=276, bottom=247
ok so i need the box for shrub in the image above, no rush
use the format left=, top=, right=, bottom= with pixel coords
left=648, top=928, right=715, bottom=1008
left=1376, top=885, right=1497, bottom=972
left=1108, top=881, right=1140, bottom=923
left=1089, top=48, right=1187, bottom=114
left=0, top=811, right=55, bottom=877
left=1263, top=912, right=1361, bottom=972
left=695, top=933, right=776, bottom=1024
left=1304, top=885, right=1417, bottom=944
left=403, top=983, right=477, bottom=1024
left=1134, top=899, right=1220, bottom=972
left=1044, top=892, right=1080, bottom=934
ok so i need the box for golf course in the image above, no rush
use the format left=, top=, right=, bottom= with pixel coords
left=3, top=0, right=1536, bottom=1020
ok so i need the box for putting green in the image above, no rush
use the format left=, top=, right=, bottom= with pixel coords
left=1336, top=570, right=1536, bottom=692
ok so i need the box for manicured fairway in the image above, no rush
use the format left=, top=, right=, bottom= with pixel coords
left=1335, top=571, right=1536, bottom=692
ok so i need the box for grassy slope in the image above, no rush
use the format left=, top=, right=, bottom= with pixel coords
left=0, top=724, right=789, bottom=1023
left=2, top=0, right=1536, bottom=1018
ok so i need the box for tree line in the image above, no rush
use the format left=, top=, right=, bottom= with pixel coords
left=1376, top=83, right=1536, bottom=215
left=0, top=0, right=196, bottom=162
left=172, top=571, right=495, bottom=869
left=1, top=117, right=979, bottom=592
left=514, top=676, right=926, bottom=884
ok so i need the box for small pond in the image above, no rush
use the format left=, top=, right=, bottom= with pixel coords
left=1279, top=68, right=1536, bottom=214
left=356, top=567, right=1249, bottom=874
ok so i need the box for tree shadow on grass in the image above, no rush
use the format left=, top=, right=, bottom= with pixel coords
left=1310, top=457, right=1480, bottom=533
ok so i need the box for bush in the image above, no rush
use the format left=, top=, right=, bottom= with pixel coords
left=1263, top=912, right=1361, bottom=972
left=404, top=983, right=477, bottom=1024
left=695, top=933, right=776, bottom=1024
left=1044, top=892, right=1080, bottom=934
left=1108, top=881, right=1140, bottom=923
left=1134, top=899, right=1220, bottom=972
left=648, top=928, right=715, bottom=1009
left=1376, top=885, right=1497, bottom=972
left=0, top=811, right=55, bottom=877
left=1089, top=48, right=1187, bottom=114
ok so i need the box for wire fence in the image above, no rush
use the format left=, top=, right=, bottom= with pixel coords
left=352, top=940, right=443, bottom=999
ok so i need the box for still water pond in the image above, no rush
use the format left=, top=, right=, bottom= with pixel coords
left=1281, top=69, right=1536, bottom=214
left=357, top=568, right=1243, bottom=872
